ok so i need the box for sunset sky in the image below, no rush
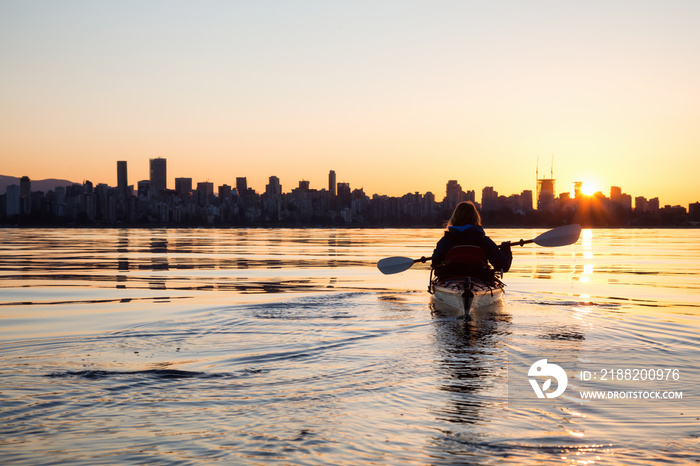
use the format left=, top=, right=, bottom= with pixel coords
left=2, top=0, right=699, bottom=206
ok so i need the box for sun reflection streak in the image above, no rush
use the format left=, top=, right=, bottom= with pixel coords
left=582, top=229, right=593, bottom=246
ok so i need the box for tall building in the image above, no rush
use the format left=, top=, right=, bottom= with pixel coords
left=175, top=178, right=192, bottom=195
left=610, top=186, right=622, bottom=204
left=481, top=186, right=498, bottom=211
left=537, top=178, right=555, bottom=210
left=648, top=197, right=660, bottom=212
left=149, top=158, right=167, bottom=193
left=337, top=182, right=351, bottom=200
left=329, top=170, right=336, bottom=196
left=6, top=184, right=20, bottom=217
left=689, top=202, right=700, bottom=221
left=236, top=177, right=247, bottom=196
left=445, top=180, right=463, bottom=209
left=196, top=182, right=214, bottom=206
left=219, top=184, right=233, bottom=200
left=536, top=157, right=555, bottom=211
left=635, top=196, right=648, bottom=213
left=266, top=176, right=282, bottom=196
left=117, top=161, right=128, bottom=198
left=521, top=190, right=534, bottom=211
left=619, top=193, right=632, bottom=210
left=137, top=180, right=150, bottom=198
left=20, top=176, right=31, bottom=215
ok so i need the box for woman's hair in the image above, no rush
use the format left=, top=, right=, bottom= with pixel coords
left=448, top=201, right=481, bottom=227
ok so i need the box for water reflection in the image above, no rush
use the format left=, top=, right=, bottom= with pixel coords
left=0, top=229, right=378, bottom=300
left=148, top=231, right=169, bottom=271
left=430, top=302, right=512, bottom=422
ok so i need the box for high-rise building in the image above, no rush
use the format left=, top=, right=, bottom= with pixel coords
left=149, top=158, right=167, bottom=193
left=219, top=184, right=233, bottom=200
left=648, top=197, right=660, bottom=212
left=635, top=196, right=648, bottom=213
left=236, top=177, right=247, bottom=196
left=20, top=176, right=31, bottom=215
left=445, top=180, right=463, bottom=209
left=610, top=186, right=622, bottom=204
left=537, top=178, right=555, bottom=210
left=266, top=176, right=282, bottom=196
left=536, top=157, right=555, bottom=211
left=619, top=193, right=632, bottom=210
left=117, top=161, right=128, bottom=198
left=329, top=170, right=336, bottom=196
left=481, top=186, right=498, bottom=211
left=175, top=178, right=192, bottom=195
left=6, top=184, right=20, bottom=217
left=137, top=180, right=150, bottom=198
left=196, top=182, right=214, bottom=206
left=337, top=182, right=351, bottom=200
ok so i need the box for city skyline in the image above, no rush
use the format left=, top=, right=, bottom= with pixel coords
left=2, top=2, right=700, bottom=207
left=3, top=155, right=697, bottom=227
left=0, top=155, right=695, bottom=210
left=1, top=155, right=694, bottom=213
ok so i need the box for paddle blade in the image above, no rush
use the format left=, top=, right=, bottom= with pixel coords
left=534, top=224, right=582, bottom=247
left=377, top=256, right=416, bottom=275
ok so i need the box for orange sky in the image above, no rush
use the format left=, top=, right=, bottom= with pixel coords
left=1, top=1, right=699, bottom=206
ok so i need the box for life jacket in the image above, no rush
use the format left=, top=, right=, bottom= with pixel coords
left=433, top=245, right=497, bottom=281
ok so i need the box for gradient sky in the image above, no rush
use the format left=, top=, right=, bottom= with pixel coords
left=2, top=0, right=699, bottom=206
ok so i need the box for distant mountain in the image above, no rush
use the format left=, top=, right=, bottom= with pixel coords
left=0, top=175, right=77, bottom=194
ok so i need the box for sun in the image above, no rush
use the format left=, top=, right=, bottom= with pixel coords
left=580, top=182, right=598, bottom=196
left=572, top=181, right=600, bottom=198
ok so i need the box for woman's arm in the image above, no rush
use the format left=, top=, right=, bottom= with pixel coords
left=481, top=237, right=512, bottom=272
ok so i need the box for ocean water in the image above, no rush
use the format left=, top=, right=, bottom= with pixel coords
left=0, top=228, right=698, bottom=465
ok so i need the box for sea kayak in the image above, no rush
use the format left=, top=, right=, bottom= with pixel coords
left=430, top=276, right=504, bottom=316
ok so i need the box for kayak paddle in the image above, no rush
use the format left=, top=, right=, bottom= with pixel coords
left=377, top=256, right=431, bottom=275
left=376, top=224, right=582, bottom=275
left=503, top=223, right=582, bottom=248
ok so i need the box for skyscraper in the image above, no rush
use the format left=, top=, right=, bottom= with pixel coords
left=329, top=170, right=336, bottom=196
left=20, top=176, right=31, bottom=215
left=610, top=186, right=622, bottom=204
left=149, top=158, right=167, bottom=193
left=337, top=182, right=351, bottom=200
left=266, top=176, right=282, bottom=196
left=536, top=158, right=555, bottom=211
left=6, top=184, right=20, bottom=217
left=175, top=178, right=192, bottom=195
left=219, top=184, right=232, bottom=200
left=117, top=161, right=128, bottom=198
left=196, top=182, right=214, bottom=206
left=481, top=186, right=498, bottom=211
left=236, top=177, right=247, bottom=196
left=445, top=180, right=463, bottom=209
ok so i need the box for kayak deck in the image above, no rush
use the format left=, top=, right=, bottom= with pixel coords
left=430, top=276, right=504, bottom=316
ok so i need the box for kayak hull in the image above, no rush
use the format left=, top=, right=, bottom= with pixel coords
left=431, top=277, right=504, bottom=316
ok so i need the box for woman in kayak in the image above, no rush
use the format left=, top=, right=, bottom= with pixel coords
left=432, top=201, right=512, bottom=274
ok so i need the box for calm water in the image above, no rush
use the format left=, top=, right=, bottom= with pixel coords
left=0, top=228, right=698, bottom=465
